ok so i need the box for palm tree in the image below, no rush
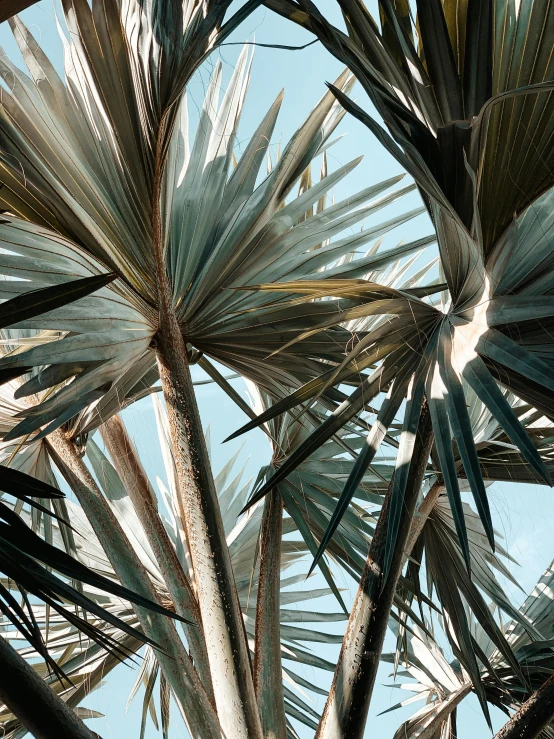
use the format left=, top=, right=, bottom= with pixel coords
left=3, top=2, right=554, bottom=738
left=236, top=3, right=554, bottom=735
left=0, top=277, right=193, bottom=738
left=0, top=4, right=427, bottom=733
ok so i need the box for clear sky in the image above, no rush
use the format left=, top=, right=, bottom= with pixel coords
left=1, top=2, right=554, bottom=738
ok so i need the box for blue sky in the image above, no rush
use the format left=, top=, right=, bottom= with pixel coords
left=1, top=2, right=554, bottom=737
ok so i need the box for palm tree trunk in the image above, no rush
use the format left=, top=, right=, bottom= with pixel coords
left=494, top=674, right=554, bottom=739
left=0, top=632, right=99, bottom=739
left=316, top=400, right=433, bottom=739
left=100, top=414, right=214, bottom=701
left=155, top=314, right=262, bottom=739
left=152, top=123, right=261, bottom=739
left=47, top=431, right=221, bottom=739
left=254, top=489, right=287, bottom=739
left=401, top=481, right=443, bottom=569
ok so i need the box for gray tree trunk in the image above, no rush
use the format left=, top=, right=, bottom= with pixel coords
left=494, top=674, right=554, bottom=739
left=101, top=415, right=214, bottom=701
left=254, top=489, right=287, bottom=739
left=0, top=632, right=99, bottom=739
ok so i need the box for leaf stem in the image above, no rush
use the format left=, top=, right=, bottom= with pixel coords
left=47, top=431, right=220, bottom=739
left=401, top=480, right=443, bottom=569
left=254, top=489, right=287, bottom=739
left=100, top=414, right=214, bottom=702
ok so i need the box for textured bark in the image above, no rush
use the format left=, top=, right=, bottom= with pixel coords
left=152, top=133, right=262, bottom=739
left=47, top=431, right=220, bottom=739
left=0, top=633, right=99, bottom=739
left=316, top=400, right=434, bottom=739
left=401, top=481, right=443, bottom=570
left=494, top=674, right=554, bottom=739
left=254, top=490, right=287, bottom=739
left=156, top=326, right=262, bottom=739
left=101, top=415, right=214, bottom=701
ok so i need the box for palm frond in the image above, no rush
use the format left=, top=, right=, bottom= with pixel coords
left=0, top=25, right=424, bottom=440
left=243, top=182, right=554, bottom=577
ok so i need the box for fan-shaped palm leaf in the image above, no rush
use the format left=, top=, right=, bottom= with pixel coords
left=1, top=0, right=264, bottom=233
left=243, top=183, right=554, bottom=567
left=268, top=0, right=554, bottom=258
left=0, top=57, right=420, bottom=442
left=0, top=18, right=426, bottom=728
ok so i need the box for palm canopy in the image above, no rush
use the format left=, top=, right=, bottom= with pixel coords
left=0, top=14, right=429, bottom=734
left=245, top=182, right=554, bottom=575
left=1, top=0, right=263, bottom=218
left=236, top=0, right=554, bottom=574
left=268, top=0, right=554, bottom=260
left=0, top=13, right=424, bottom=440
left=249, top=365, right=552, bottom=729
left=239, top=323, right=554, bottom=733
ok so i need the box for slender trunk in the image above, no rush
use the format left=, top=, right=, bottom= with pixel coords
left=47, top=431, right=221, bottom=739
left=0, top=633, right=99, bottom=739
left=316, top=400, right=433, bottom=739
left=101, top=415, right=214, bottom=701
left=156, top=326, right=262, bottom=739
left=152, top=130, right=262, bottom=739
left=401, top=481, right=443, bottom=570
left=494, top=674, right=554, bottom=739
left=394, top=481, right=443, bottom=691
left=254, top=489, right=287, bottom=739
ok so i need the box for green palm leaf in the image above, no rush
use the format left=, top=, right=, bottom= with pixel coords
left=241, top=181, right=554, bottom=573
left=0, top=21, right=422, bottom=440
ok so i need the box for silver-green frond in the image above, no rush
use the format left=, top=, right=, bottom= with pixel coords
left=0, top=25, right=422, bottom=440
left=245, top=182, right=554, bottom=584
